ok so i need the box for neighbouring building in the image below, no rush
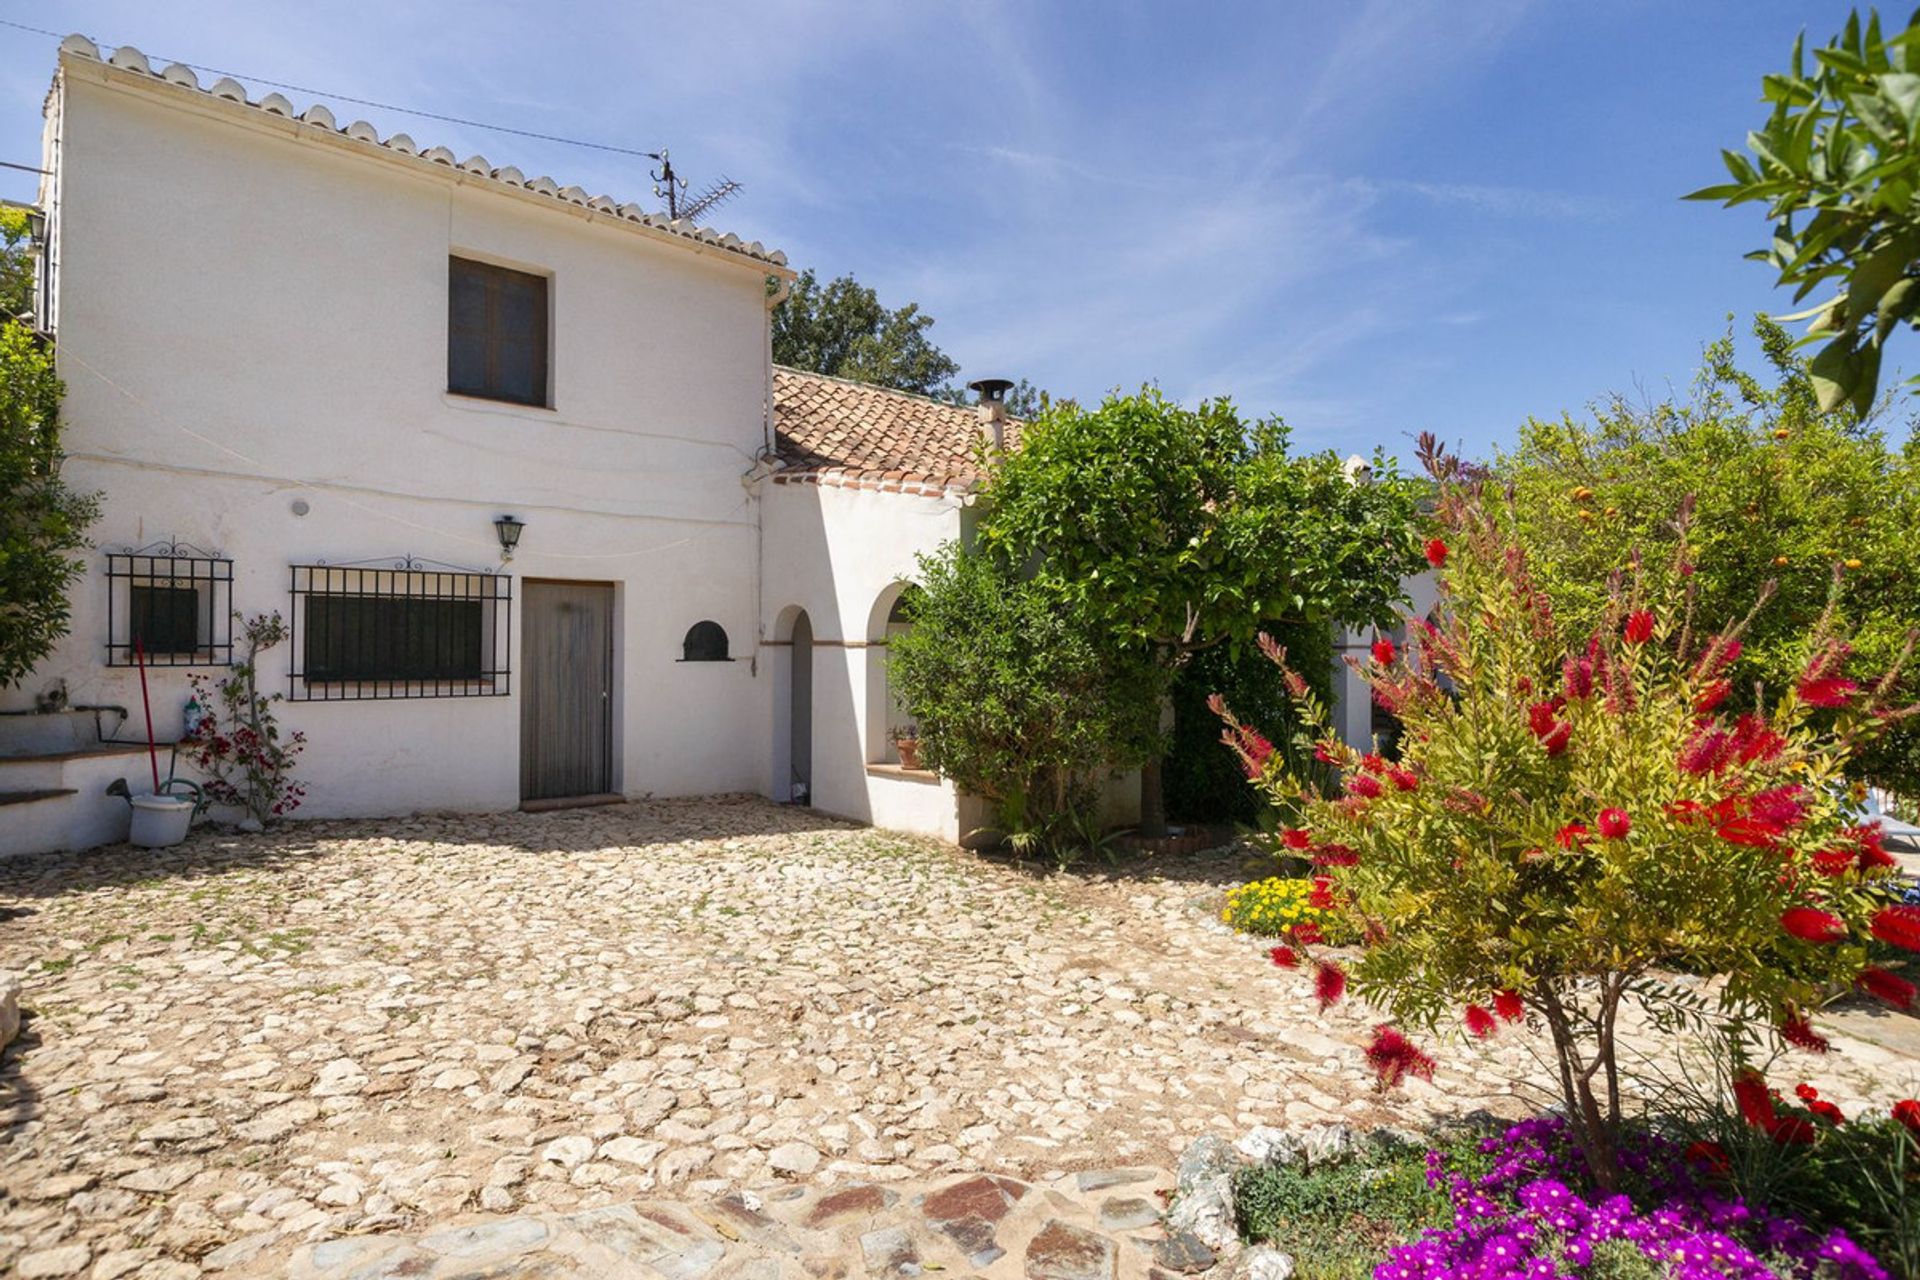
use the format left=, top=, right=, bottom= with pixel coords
left=0, top=36, right=1386, bottom=857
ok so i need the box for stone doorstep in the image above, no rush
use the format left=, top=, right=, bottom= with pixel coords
left=285, top=1169, right=1178, bottom=1280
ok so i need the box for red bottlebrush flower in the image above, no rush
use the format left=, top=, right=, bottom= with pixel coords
left=1371, top=637, right=1396, bottom=665
left=1359, top=752, right=1388, bottom=774
left=1695, top=679, right=1731, bottom=714
left=1526, top=700, right=1560, bottom=737
left=1730, top=714, right=1785, bottom=765
left=1780, top=907, right=1847, bottom=944
left=1313, top=740, right=1344, bottom=765
left=1732, top=1071, right=1776, bottom=1128
left=1870, top=905, right=1920, bottom=952
left=1463, top=1004, right=1496, bottom=1038
left=1364, top=1024, right=1436, bottom=1088
left=1597, top=808, right=1631, bottom=840
left=1562, top=654, right=1594, bottom=701
left=1284, top=671, right=1310, bottom=698
left=1347, top=773, right=1382, bottom=800
left=1780, top=1011, right=1831, bottom=1053
left=1665, top=799, right=1706, bottom=824
left=1684, top=1140, right=1730, bottom=1176
left=1314, top=960, right=1347, bottom=1009
left=1718, top=814, right=1787, bottom=849
left=1386, top=766, right=1419, bottom=792
left=1424, top=538, right=1448, bottom=568
left=1678, top=725, right=1733, bottom=776
left=1847, top=823, right=1895, bottom=873
left=1794, top=1082, right=1821, bottom=1102
left=1237, top=729, right=1275, bottom=779
left=1770, top=1115, right=1818, bottom=1145
left=1307, top=877, right=1336, bottom=910
left=1810, top=847, right=1857, bottom=877
left=1493, top=989, right=1525, bottom=1022
left=1808, top=1099, right=1846, bottom=1126
left=1893, top=1099, right=1920, bottom=1137
left=1281, top=827, right=1313, bottom=851
left=1291, top=921, right=1325, bottom=946
left=1623, top=610, right=1655, bottom=645
left=1540, top=721, right=1572, bottom=757
left=1695, top=637, right=1743, bottom=681
left=1312, top=844, right=1359, bottom=867
left=1206, top=692, right=1230, bottom=720
left=1748, top=785, right=1807, bottom=830
left=1798, top=676, right=1859, bottom=708
left=1515, top=675, right=1534, bottom=695
left=1555, top=822, right=1590, bottom=851
left=1269, top=945, right=1299, bottom=969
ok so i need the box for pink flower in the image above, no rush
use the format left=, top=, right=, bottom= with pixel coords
left=1371, top=637, right=1396, bottom=665
left=1562, top=654, right=1594, bottom=701
left=1597, top=808, right=1630, bottom=840
left=1623, top=611, right=1654, bottom=645
left=1424, top=538, right=1448, bottom=568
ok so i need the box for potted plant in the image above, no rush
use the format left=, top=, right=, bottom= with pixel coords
left=892, top=724, right=923, bottom=771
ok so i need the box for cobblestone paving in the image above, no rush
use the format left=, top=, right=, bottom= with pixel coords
left=1, top=796, right=1915, bottom=1278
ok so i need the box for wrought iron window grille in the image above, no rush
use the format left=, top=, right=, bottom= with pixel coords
left=288, top=556, right=512, bottom=701
left=105, top=539, right=234, bottom=667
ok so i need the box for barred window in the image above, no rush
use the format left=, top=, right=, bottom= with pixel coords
left=106, top=541, right=233, bottom=667
left=289, top=560, right=511, bottom=700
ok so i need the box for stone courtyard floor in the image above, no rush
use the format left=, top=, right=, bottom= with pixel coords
left=2, top=795, right=1917, bottom=1279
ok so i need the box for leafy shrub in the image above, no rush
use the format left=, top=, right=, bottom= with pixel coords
left=1221, top=877, right=1358, bottom=944
left=184, top=612, right=305, bottom=824
left=1167, top=620, right=1332, bottom=825
left=886, top=544, right=1162, bottom=862
left=1215, top=435, right=1918, bottom=1188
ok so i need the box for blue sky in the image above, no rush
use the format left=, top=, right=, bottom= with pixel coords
left=0, top=1, right=1885, bottom=462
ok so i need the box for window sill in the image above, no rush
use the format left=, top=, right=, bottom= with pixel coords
left=444, top=391, right=557, bottom=416
left=866, top=762, right=939, bottom=785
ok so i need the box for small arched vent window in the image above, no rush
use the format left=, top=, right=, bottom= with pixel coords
left=681, top=620, right=730, bottom=662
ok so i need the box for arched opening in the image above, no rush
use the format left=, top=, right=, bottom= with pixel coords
left=866, top=582, right=922, bottom=766
left=681, top=620, right=730, bottom=661
left=784, top=610, right=814, bottom=804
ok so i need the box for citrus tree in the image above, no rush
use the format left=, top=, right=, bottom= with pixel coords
left=1215, top=434, right=1919, bottom=1188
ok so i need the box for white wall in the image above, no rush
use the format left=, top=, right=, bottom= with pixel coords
left=10, top=62, right=779, bottom=821
left=760, top=481, right=970, bottom=835
left=1331, top=572, right=1443, bottom=752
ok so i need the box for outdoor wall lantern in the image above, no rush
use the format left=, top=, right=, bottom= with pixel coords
left=494, top=515, right=525, bottom=562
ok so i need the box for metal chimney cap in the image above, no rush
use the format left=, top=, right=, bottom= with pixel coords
left=967, top=377, right=1015, bottom=403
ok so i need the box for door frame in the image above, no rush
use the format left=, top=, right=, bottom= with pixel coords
left=520, top=577, right=619, bottom=803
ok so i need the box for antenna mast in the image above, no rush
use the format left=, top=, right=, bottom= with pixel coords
left=648, top=147, right=741, bottom=223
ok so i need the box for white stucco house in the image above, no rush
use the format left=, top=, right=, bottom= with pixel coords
left=0, top=37, right=1392, bottom=857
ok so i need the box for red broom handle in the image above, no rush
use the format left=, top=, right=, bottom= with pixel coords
left=134, top=636, right=160, bottom=792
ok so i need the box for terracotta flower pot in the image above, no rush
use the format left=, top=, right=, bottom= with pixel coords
left=896, top=739, right=922, bottom=770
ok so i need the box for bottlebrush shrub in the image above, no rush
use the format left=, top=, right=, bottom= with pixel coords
left=1214, top=436, right=1917, bottom=1189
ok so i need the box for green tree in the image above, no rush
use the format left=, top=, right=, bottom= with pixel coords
left=885, top=545, right=1163, bottom=859
left=0, top=208, right=97, bottom=688
left=1222, top=441, right=1917, bottom=1187
left=1495, top=316, right=1920, bottom=786
left=1690, top=9, right=1920, bottom=414
left=771, top=268, right=961, bottom=395
left=977, top=388, right=1425, bottom=835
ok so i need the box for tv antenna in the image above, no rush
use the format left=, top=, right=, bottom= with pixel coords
left=648, top=148, right=742, bottom=223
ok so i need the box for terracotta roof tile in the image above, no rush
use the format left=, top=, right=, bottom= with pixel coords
left=771, top=367, right=1019, bottom=496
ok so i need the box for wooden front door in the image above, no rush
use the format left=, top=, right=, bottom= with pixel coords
left=521, top=581, right=614, bottom=802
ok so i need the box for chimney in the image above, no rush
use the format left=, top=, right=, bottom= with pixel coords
left=968, top=377, right=1014, bottom=450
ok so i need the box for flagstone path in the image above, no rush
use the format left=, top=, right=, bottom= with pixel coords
left=1, top=796, right=1914, bottom=1278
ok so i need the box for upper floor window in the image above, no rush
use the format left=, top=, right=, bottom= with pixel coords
left=448, top=256, right=549, bottom=407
